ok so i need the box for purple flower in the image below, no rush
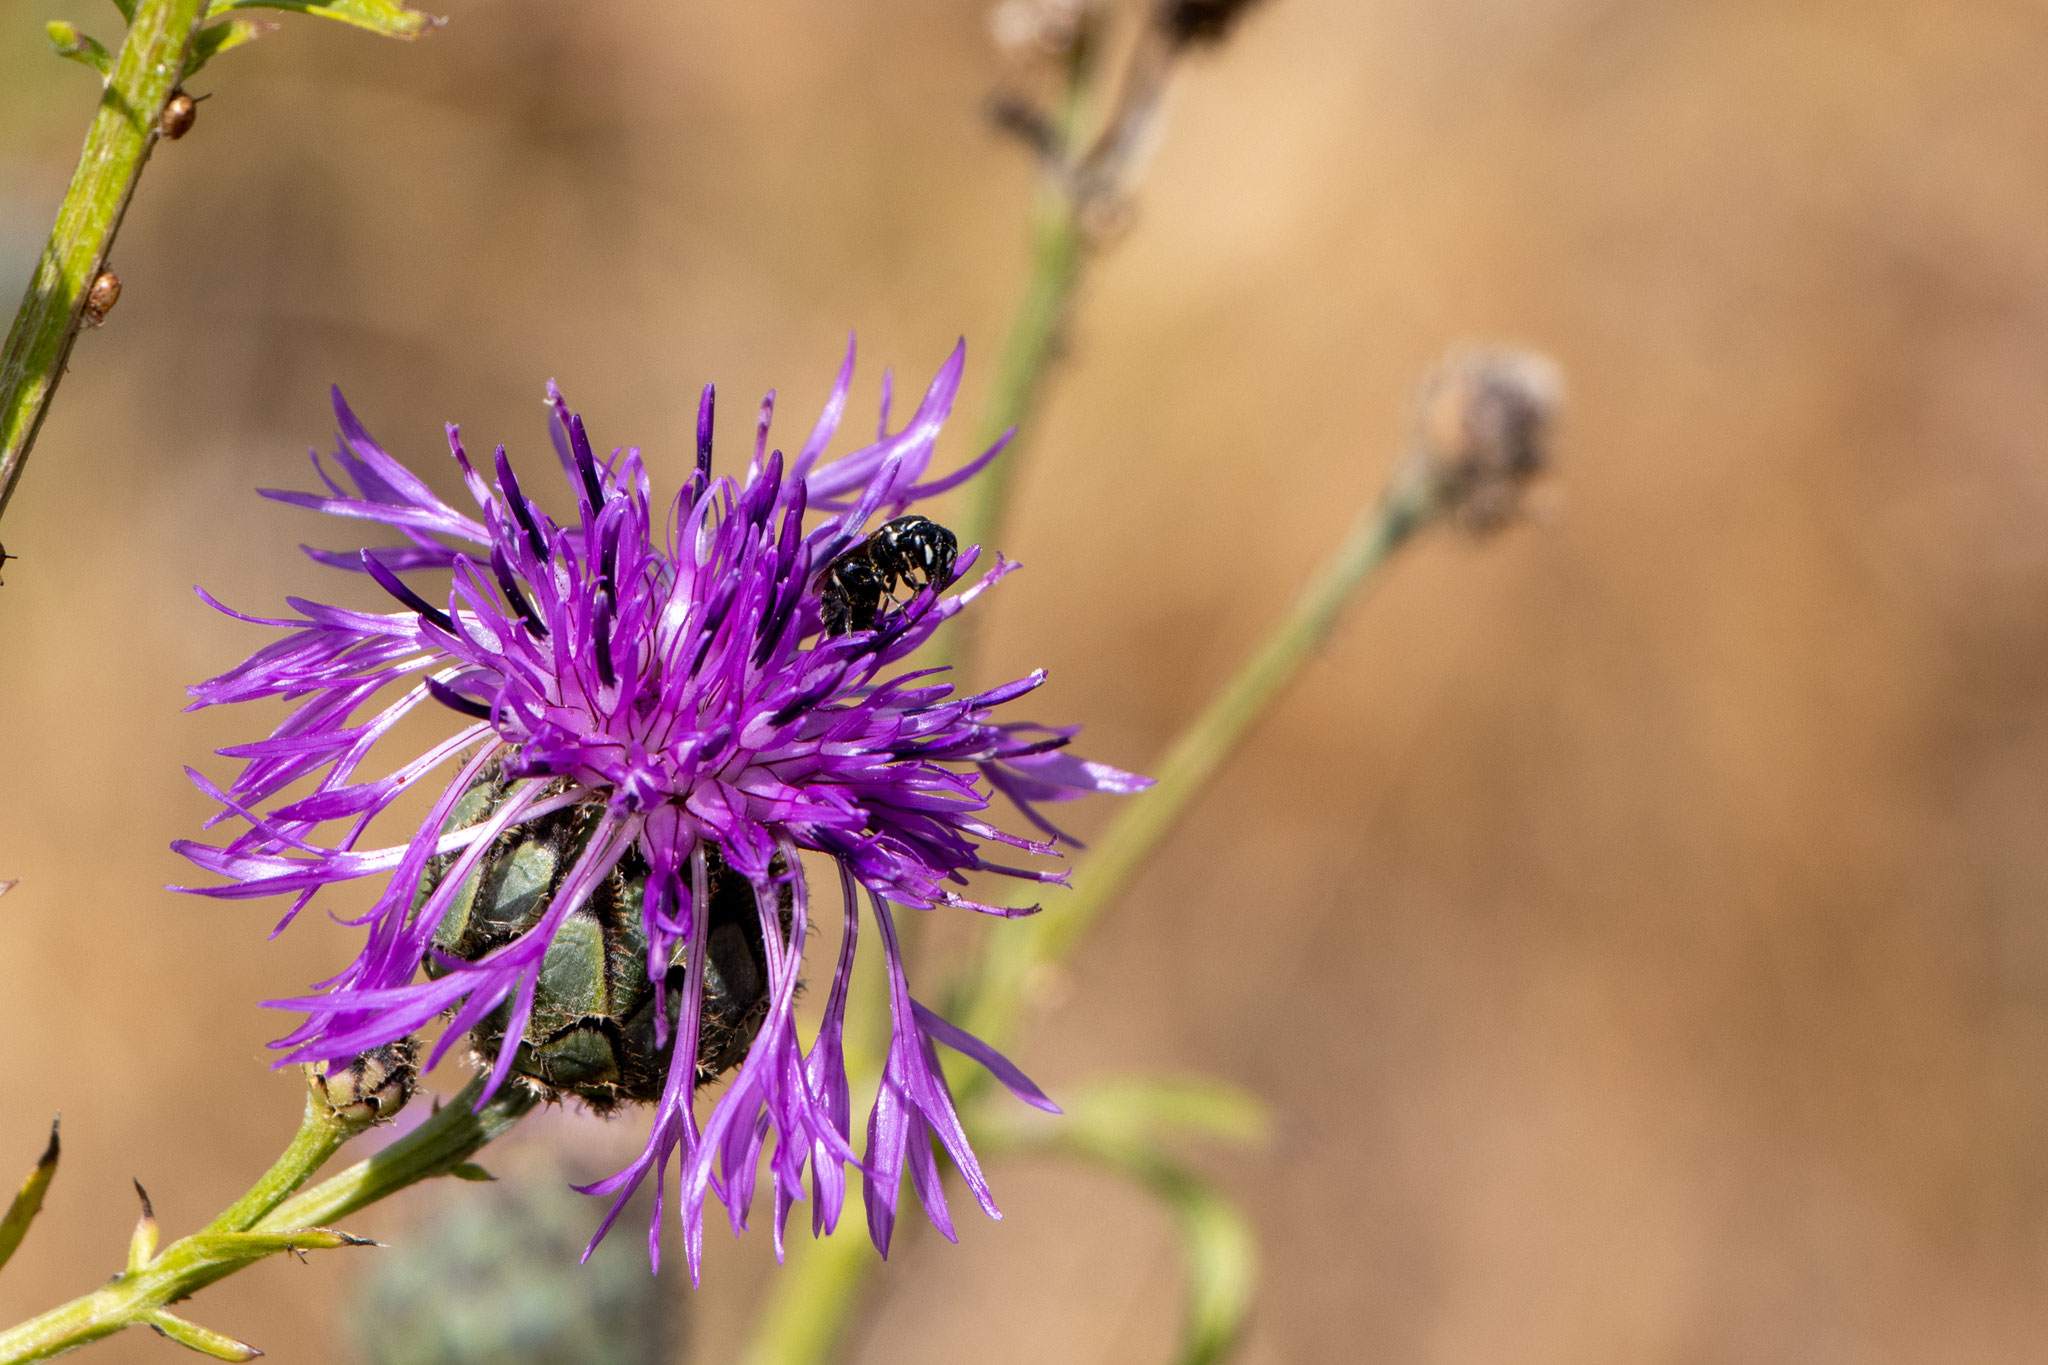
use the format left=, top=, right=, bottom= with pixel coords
left=177, top=339, right=1149, bottom=1276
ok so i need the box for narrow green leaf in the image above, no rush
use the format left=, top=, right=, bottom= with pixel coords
left=1149, top=1168, right=1256, bottom=1365
left=207, top=0, right=441, bottom=39
left=180, top=1226, right=377, bottom=1261
left=128, top=1180, right=161, bottom=1271
left=0, top=1117, right=59, bottom=1273
left=448, top=1162, right=495, bottom=1182
left=108, top=0, right=136, bottom=23
left=971, top=1077, right=1268, bottom=1365
left=45, top=21, right=114, bottom=76
left=1067, top=1076, right=1272, bottom=1148
left=1027, top=1139, right=1258, bottom=1365
left=976, top=1075, right=1272, bottom=1156
left=143, top=1311, right=264, bottom=1361
left=184, top=17, right=269, bottom=76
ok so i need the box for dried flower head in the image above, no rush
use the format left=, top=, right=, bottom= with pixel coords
left=1406, top=344, right=1563, bottom=534
left=1158, top=0, right=1266, bottom=48
left=990, top=0, right=1092, bottom=59
left=178, top=340, right=1148, bottom=1275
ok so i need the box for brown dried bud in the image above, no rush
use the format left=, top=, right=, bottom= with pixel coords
left=1158, top=0, right=1265, bottom=48
left=990, top=0, right=1090, bottom=59
left=161, top=92, right=197, bottom=140
left=311, top=1038, right=419, bottom=1127
left=82, top=271, right=120, bottom=328
left=1407, top=345, right=1563, bottom=535
left=987, top=92, right=1059, bottom=159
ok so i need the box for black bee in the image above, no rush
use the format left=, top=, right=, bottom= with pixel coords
left=869, top=514, right=958, bottom=595
left=819, top=552, right=887, bottom=636
left=818, top=514, right=959, bottom=637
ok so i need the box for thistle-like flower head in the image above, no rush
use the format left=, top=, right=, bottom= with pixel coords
left=177, top=340, right=1147, bottom=1275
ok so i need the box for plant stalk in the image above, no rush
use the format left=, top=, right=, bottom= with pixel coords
left=956, top=194, right=1087, bottom=562
left=960, top=470, right=1441, bottom=1053
left=0, top=0, right=208, bottom=525
left=744, top=470, right=1444, bottom=1365
left=0, top=1075, right=532, bottom=1364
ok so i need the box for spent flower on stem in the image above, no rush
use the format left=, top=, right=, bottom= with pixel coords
left=176, top=340, right=1148, bottom=1278
left=1402, top=344, right=1563, bottom=535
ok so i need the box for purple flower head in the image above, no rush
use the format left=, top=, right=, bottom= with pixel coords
left=176, top=338, right=1150, bottom=1277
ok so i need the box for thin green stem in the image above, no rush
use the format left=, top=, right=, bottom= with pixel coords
left=199, top=1092, right=355, bottom=1235
left=742, top=472, right=1445, bottom=1365
left=743, top=63, right=1102, bottom=1365
left=960, top=471, right=1441, bottom=1054
left=951, top=34, right=1097, bottom=593
left=956, top=196, right=1087, bottom=562
left=0, top=0, right=207, bottom=525
left=0, top=1076, right=533, bottom=1364
left=738, top=1202, right=878, bottom=1365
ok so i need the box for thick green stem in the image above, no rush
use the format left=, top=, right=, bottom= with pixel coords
left=256, top=1074, right=533, bottom=1231
left=0, top=1076, right=533, bottom=1364
left=0, top=0, right=207, bottom=525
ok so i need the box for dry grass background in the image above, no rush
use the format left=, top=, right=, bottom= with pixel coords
left=6, top=0, right=2048, bottom=1360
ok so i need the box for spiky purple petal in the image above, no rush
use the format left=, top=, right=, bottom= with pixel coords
left=179, top=342, right=1150, bottom=1277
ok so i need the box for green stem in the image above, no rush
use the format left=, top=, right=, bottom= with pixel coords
left=199, top=1092, right=356, bottom=1236
left=738, top=1203, right=878, bottom=1365
left=962, top=471, right=1441, bottom=1053
left=956, top=194, right=1086, bottom=561
left=0, top=1076, right=533, bottom=1364
left=255, top=1074, right=533, bottom=1232
left=0, top=0, right=207, bottom=525
left=744, top=62, right=1103, bottom=1365
left=742, top=473, right=1444, bottom=1365
left=952, top=32, right=1097, bottom=586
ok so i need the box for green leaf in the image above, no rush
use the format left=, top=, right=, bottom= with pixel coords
left=969, top=1076, right=1268, bottom=1365
left=143, top=1310, right=264, bottom=1362
left=108, top=0, right=136, bottom=23
left=1149, top=1167, right=1256, bottom=1365
left=184, top=17, right=269, bottom=76
left=1068, top=1076, right=1272, bottom=1147
left=128, top=1180, right=161, bottom=1272
left=976, top=1074, right=1272, bottom=1155
left=207, top=0, right=441, bottom=39
left=45, top=21, right=113, bottom=76
left=181, top=1227, right=378, bottom=1260
left=0, top=1117, right=59, bottom=1273
left=448, top=1162, right=495, bottom=1182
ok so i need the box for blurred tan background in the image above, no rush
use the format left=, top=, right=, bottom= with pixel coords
left=7, top=0, right=2048, bottom=1360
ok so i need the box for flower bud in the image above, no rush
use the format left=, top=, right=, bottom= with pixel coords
left=311, top=1039, right=418, bottom=1126
left=418, top=774, right=781, bottom=1111
left=1406, top=344, right=1563, bottom=534
left=353, top=1158, right=680, bottom=1364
